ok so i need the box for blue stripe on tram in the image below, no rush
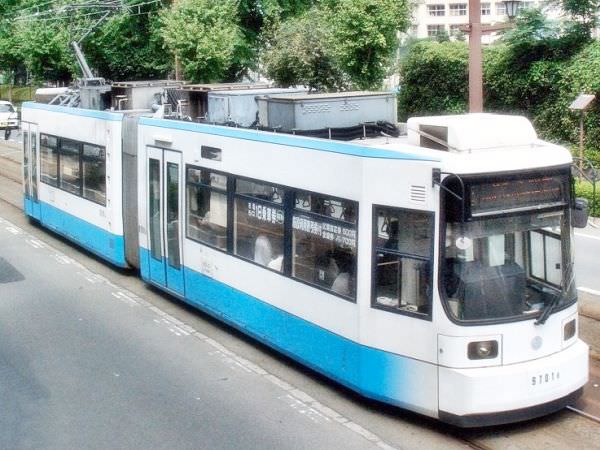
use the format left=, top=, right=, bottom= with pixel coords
left=139, top=247, right=419, bottom=407
left=24, top=198, right=127, bottom=268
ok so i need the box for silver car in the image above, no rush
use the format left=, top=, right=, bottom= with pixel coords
left=0, top=100, right=19, bottom=131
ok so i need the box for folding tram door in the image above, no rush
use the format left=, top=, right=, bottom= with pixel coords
left=22, top=122, right=41, bottom=220
left=146, top=146, right=186, bottom=296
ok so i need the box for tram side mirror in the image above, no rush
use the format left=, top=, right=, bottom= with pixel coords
left=572, top=198, right=589, bottom=229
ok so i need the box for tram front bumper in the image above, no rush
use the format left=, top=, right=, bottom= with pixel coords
left=438, top=339, right=588, bottom=427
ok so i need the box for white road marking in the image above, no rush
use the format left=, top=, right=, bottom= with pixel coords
left=5, top=226, right=20, bottom=234
left=25, top=238, right=44, bottom=249
left=578, top=286, right=600, bottom=296
left=29, top=238, right=46, bottom=248
left=281, top=394, right=331, bottom=424
left=51, top=254, right=74, bottom=265
left=1, top=215, right=398, bottom=450
left=575, top=232, right=600, bottom=241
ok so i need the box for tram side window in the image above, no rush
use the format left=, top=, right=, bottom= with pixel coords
left=292, top=192, right=358, bottom=300
left=82, top=144, right=106, bottom=205
left=186, top=167, right=228, bottom=251
left=234, top=179, right=284, bottom=271
left=372, top=206, right=433, bottom=317
left=59, top=138, right=82, bottom=195
left=40, top=134, right=59, bottom=187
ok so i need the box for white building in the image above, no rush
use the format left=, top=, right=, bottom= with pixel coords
left=410, top=1, right=559, bottom=42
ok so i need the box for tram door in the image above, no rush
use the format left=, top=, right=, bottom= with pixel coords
left=146, top=147, right=185, bottom=296
left=22, top=122, right=41, bottom=220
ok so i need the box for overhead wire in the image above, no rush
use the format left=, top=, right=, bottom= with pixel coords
left=12, top=0, right=163, bottom=22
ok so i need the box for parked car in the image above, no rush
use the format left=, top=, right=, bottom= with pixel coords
left=0, top=100, right=19, bottom=132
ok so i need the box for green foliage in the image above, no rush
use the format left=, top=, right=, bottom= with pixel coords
left=555, top=41, right=600, bottom=144
left=0, top=85, right=35, bottom=103
left=15, top=20, right=76, bottom=83
left=263, top=0, right=410, bottom=90
left=0, top=1, right=25, bottom=84
left=328, top=0, right=410, bottom=90
left=262, top=9, right=347, bottom=91
left=85, top=10, right=171, bottom=81
left=397, top=41, right=468, bottom=120
left=160, top=0, right=249, bottom=82
left=556, top=0, right=600, bottom=37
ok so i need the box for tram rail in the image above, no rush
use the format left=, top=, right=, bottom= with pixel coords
left=566, top=405, right=600, bottom=424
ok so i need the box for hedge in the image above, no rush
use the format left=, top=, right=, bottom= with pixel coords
left=0, top=85, right=35, bottom=103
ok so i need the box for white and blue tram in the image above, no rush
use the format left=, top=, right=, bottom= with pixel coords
left=21, top=100, right=589, bottom=427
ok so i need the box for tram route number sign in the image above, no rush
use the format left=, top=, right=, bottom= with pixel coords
left=470, top=174, right=566, bottom=216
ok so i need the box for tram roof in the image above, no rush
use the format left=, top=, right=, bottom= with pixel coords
left=139, top=116, right=442, bottom=162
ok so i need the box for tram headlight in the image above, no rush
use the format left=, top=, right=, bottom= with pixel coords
left=467, top=340, right=498, bottom=360
left=564, top=319, right=576, bottom=341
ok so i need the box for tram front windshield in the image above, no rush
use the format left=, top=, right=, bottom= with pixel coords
left=442, top=208, right=576, bottom=323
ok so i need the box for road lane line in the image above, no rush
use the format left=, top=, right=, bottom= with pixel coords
left=575, top=232, right=600, bottom=241
left=578, top=287, right=600, bottom=296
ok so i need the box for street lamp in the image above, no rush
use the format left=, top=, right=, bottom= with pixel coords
left=503, top=0, right=522, bottom=20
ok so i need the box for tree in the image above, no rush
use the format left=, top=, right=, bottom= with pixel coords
left=160, top=0, right=250, bottom=83
left=85, top=11, right=171, bottom=81
left=556, top=0, right=600, bottom=38
left=0, top=0, right=26, bottom=86
left=262, top=9, right=348, bottom=91
left=328, top=0, right=410, bottom=90
left=263, top=0, right=410, bottom=90
left=15, top=19, right=75, bottom=84
left=397, top=41, right=469, bottom=120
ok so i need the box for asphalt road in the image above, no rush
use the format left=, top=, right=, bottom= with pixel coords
left=0, top=214, right=385, bottom=449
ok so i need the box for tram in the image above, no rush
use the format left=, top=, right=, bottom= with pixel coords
left=20, top=92, right=589, bottom=427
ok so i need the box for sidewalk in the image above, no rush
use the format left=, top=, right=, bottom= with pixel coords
left=580, top=291, right=600, bottom=321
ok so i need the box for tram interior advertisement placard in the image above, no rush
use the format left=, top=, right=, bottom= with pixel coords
left=469, top=173, right=567, bottom=217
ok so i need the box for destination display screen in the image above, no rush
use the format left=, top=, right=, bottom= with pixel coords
left=469, top=173, right=567, bottom=216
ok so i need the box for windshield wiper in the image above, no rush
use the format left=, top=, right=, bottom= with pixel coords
left=535, top=261, right=574, bottom=326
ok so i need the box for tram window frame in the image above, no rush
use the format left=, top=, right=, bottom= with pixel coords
left=82, top=143, right=107, bottom=206
left=183, top=168, right=361, bottom=304
left=185, top=165, right=229, bottom=252
left=39, top=133, right=107, bottom=206
left=58, top=138, right=83, bottom=196
left=371, top=205, right=434, bottom=321
left=40, top=133, right=59, bottom=187
left=291, top=190, right=358, bottom=302
left=233, top=176, right=286, bottom=273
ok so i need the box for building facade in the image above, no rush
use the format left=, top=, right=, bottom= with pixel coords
left=410, top=1, right=557, bottom=42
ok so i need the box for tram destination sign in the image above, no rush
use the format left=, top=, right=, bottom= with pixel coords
left=469, top=173, right=567, bottom=217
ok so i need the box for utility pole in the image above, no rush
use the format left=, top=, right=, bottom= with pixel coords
left=468, top=0, right=483, bottom=113
left=462, top=1, right=519, bottom=113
